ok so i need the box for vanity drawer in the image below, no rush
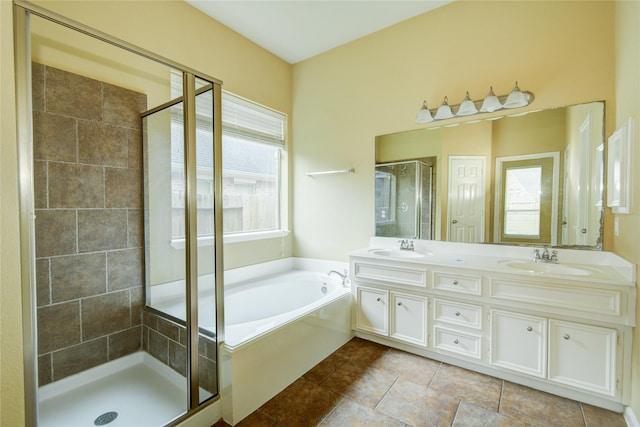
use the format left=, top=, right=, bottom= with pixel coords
left=433, top=271, right=482, bottom=295
left=434, top=299, right=483, bottom=330
left=353, top=262, right=427, bottom=288
left=489, top=278, right=621, bottom=317
left=433, top=326, right=482, bottom=359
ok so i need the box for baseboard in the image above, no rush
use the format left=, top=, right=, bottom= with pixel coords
left=625, top=406, right=640, bottom=427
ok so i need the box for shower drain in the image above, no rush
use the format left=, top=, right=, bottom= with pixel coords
left=94, top=411, right=118, bottom=426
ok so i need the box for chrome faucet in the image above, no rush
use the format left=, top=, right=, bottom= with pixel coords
left=328, top=269, right=349, bottom=286
left=533, top=247, right=559, bottom=264
left=398, top=239, right=414, bottom=251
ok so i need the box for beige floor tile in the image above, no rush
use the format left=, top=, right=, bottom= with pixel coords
left=322, top=360, right=397, bottom=408
left=371, top=348, right=441, bottom=386
left=500, top=381, right=584, bottom=427
left=430, top=363, right=503, bottom=411
left=582, top=403, right=627, bottom=427
left=319, top=398, right=404, bottom=427
left=332, top=337, right=389, bottom=365
left=304, top=352, right=348, bottom=385
left=376, top=378, right=460, bottom=427
left=258, top=377, right=341, bottom=427
left=452, top=401, right=529, bottom=427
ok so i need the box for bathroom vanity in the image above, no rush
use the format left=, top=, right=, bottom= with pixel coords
left=349, top=238, right=636, bottom=412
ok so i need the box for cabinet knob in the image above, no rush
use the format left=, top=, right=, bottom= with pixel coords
left=397, top=301, right=403, bottom=306
left=455, top=311, right=461, bottom=316
left=376, top=297, right=382, bottom=302
left=527, top=326, right=533, bottom=332
left=581, top=228, right=587, bottom=234
left=452, top=219, right=458, bottom=224
left=453, top=280, right=459, bottom=285
left=563, top=334, right=571, bottom=340
left=454, top=339, right=459, bottom=344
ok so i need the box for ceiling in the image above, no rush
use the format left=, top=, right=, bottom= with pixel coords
left=185, top=1, right=453, bottom=64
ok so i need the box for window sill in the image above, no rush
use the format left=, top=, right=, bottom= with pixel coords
left=170, top=230, right=289, bottom=249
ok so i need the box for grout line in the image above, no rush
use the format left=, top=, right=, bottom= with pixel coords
left=449, top=400, right=463, bottom=427
left=579, top=402, right=588, bottom=427
left=426, top=361, right=442, bottom=388
left=497, top=379, right=504, bottom=414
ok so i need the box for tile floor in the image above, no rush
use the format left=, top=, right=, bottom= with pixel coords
left=215, top=337, right=627, bottom=427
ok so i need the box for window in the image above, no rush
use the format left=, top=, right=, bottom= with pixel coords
left=504, top=166, right=542, bottom=237
left=170, top=89, right=286, bottom=243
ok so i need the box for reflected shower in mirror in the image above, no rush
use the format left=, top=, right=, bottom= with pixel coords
left=375, top=101, right=604, bottom=250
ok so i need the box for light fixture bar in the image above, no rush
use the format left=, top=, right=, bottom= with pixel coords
left=415, top=82, right=534, bottom=124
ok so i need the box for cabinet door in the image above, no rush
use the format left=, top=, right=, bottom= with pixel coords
left=490, top=310, right=547, bottom=378
left=355, top=287, right=388, bottom=335
left=549, top=319, right=617, bottom=396
left=390, top=292, right=427, bottom=347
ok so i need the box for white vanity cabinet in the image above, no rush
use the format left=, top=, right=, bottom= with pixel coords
left=490, top=309, right=547, bottom=378
left=548, top=319, right=617, bottom=397
left=350, top=245, right=636, bottom=412
left=355, top=286, right=388, bottom=335
left=352, top=261, right=428, bottom=347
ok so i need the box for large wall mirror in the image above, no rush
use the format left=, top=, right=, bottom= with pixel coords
left=375, top=101, right=604, bottom=250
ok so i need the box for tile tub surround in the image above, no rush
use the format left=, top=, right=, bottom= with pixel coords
left=213, top=337, right=627, bottom=427
left=33, top=63, right=147, bottom=385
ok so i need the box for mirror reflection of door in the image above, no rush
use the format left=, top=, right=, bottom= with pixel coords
left=494, top=152, right=559, bottom=245
left=448, top=156, right=485, bottom=243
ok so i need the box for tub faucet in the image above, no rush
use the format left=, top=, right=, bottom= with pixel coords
left=328, top=269, right=349, bottom=287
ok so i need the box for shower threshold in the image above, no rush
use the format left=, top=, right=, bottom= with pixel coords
left=38, top=352, right=192, bottom=427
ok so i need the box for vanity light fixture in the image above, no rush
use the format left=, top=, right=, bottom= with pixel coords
left=456, top=91, right=479, bottom=116
left=479, top=86, right=502, bottom=113
left=433, top=96, right=455, bottom=120
left=415, top=82, right=534, bottom=124
left=415, top=100, right=434, bottom=123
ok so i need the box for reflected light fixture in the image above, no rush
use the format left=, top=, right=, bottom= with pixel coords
left=415, top=82, right=534, bottom=124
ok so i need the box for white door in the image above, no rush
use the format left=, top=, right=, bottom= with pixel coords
left=490, top=310, right=547, bottom=378
left=355, top=287, right=388, bottom=335
left=390, top=292, right=427, bottom=347
left=448, top=157, right=486, bottom=243
left=548, top=319, right=617, bottom=396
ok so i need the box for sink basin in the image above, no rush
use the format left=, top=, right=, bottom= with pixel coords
left=368, top=248, right=424, bottom=259
left=499, top=260, right=599, bottom=276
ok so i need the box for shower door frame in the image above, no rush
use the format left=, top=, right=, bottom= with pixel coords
left=13, top=1, right=225, bottom=424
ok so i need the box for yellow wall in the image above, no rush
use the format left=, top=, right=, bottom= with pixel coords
left=291, top=0, right=615, bottom=261
left=613, top=0, right=640, bottom=417
left=1, top=1, right=292, bottom=424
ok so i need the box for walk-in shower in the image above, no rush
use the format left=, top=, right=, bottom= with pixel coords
left=15, top=3, right=223, bottom=425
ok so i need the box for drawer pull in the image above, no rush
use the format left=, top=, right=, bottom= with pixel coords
left=455, top=311, right=461, bottom=317
left=527, top=326, right=533, bottom=332
left=397, top=301, right=403, bottom=306
left=454, top=339, right=459, bottom=344
left=563, top=334, right=571, bottom=340
left=453, top=280, right=459, bottom=285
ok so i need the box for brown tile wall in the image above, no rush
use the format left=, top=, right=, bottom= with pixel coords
left=33, top=63, right=147, bottom=385
left=142, top=311, right=218, bottom=395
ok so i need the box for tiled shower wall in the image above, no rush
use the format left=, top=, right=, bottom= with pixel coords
left=32, top=63, right=147, bottom=385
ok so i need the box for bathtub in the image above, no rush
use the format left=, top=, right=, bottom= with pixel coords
left=149, top=257, right=353, bottom=425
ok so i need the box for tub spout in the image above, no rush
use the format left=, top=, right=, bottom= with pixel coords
left=328, top=269, right=349, bottom=287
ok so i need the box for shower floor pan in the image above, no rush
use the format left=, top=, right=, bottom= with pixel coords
left=39, top=352, right=195, bottom=427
